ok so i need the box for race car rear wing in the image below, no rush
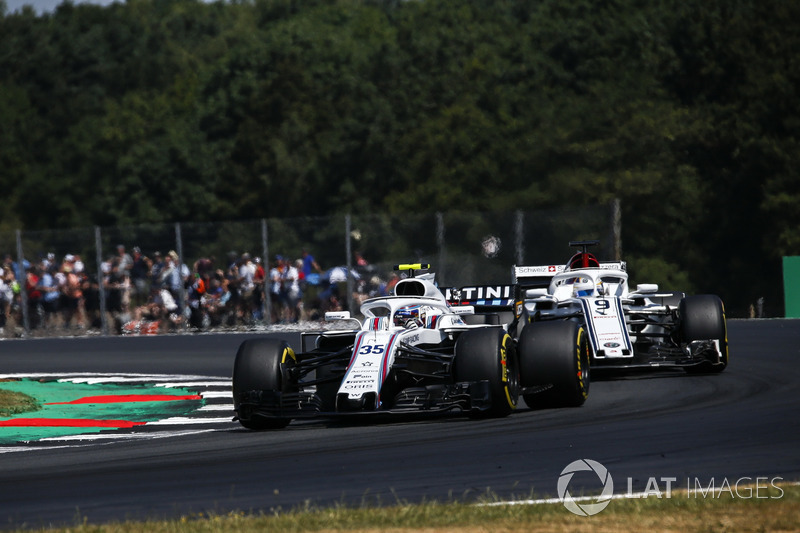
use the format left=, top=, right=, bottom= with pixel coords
left=442, top=260, right=628, bottom=319
left=442, top=262, right=627, bottom=304
left=512, top=262, right=627, bottom=284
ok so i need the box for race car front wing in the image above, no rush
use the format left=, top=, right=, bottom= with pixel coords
left=234, top=380, right=493, bottom=420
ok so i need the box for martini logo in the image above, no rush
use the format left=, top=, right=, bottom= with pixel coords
left=558, top=459, right=614, bottom=516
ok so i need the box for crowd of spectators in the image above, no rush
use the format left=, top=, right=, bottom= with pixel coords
left=0, top=246, right=399, bottom=336
left=0, top=244, right=406, bottom=333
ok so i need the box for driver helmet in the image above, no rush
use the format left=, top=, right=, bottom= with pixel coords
left=572, top=276, right=595, bottom=297
left=394, top=304, right=422, bottom=328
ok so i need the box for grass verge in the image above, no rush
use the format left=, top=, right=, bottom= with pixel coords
left=0, top=387, right=41, bottom=417
left=9, top=484, right=798, bottom=532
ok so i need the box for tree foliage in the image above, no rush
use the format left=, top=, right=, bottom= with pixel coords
left=1, top=0, right=798, bottom=315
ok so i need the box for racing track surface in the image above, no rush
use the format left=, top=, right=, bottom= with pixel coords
left=0, top=320, right=799, bottom=528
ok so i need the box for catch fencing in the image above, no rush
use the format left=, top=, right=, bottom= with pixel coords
left=0, top=202, right=619, bottom=338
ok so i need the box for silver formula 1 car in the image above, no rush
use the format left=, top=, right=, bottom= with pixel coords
left=508, top=241, right=729, bottom=373
left=232, top=264, right=589, bottom=430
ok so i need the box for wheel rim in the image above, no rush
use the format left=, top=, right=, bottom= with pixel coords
left=501, top=333, right=519, bottom=409
left=576, top=326, right=590, bottom=400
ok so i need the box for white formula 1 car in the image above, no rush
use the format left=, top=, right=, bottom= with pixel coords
left=508, top=241, right=729, bottom=372
left=232, top=264, right=589, bottom=430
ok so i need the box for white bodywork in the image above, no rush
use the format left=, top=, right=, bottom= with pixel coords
left=324, top=274, right=486, bottom=406
left=514, top=262, right=679, bottom=360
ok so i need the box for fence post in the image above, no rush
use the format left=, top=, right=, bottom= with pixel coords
left=436, top=212, right=446, bottom=285
left=15, top=229, right=29, bottom=335
left=261, top=218, right=271, bottom=323
left=611, top=198, right=622, bottom=261
left=94, top=226, right=109, bottom=335
left=514, top=210, right=524, bottom=265
left=175, top=223, right=186, bottom=327
left=345, top=214, right=354, bottom=315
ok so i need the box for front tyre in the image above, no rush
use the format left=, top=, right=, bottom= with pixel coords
left=454, top=328, right=519, bottom=418
left=680, top=295, right=728, bottom=373
left=518, top=321, right=590, bottom=408
left=232, top=338, right=297, bottom=429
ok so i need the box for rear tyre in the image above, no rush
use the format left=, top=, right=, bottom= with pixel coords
left=232, top=338, right=296, bottom=429
left=680, top=295, right=728, bottom=373
left=518, top=321, right=590, bottom=408
left=454, top=328, right=519, bottom=418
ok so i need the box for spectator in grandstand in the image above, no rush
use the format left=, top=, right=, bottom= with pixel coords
left=385, top=272, right=400, bottom=295
left=150, top=251, right=165, bottom=289
left=129, top=247, right=151, bottom=308
left=302, top=249, right=323, bottom=280
left=60, top=256, right=84, bottom=329
left=38, top=261, right=61, bottom=328
left=269, top=255, right=285, bottom=323
left=206, top=270, right=233, bottom=326
left=42, top=252, right=56, bottom=271
left=253, top=257, right=266, bottom=322
left=186, top=271, right=208, bottom=330
left=237, top=253, right=257, bottom=324
left=104, top=257, right=128, bottom=320
left=25, top=265, right=43, bottom=329
left=131, top=286, right=180, bottom=333
left=194, top=256, right=214, bottom=284
left=81, top=272, right=102, bottom=330
left=224, top=253, right=240, bottom=322
left=298, top=250, right=323, bottom=320
left=0, top=267, right=15, bottom=328
left=282, top=259, right=302, bottom=322
left=116, top=244, right=133, bottom=273
left=11, top=257, right=30, bottom=281
left=353, top=251, right=375, bottom=278
left=72, top=254, right=85, bottom=275
left=161, top=251, right=189, bottom=312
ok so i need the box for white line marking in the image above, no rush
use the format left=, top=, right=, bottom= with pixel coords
left=39, top=429, right=218, bottom=442
left=198, top=404, right=234, bottom=412
left=0, top=372, right=227, bottom=381
left=146, top=417, right=233, bottom=425
left=155, top=382, right=229, bottom=388
left=200, top=391, right=231, bottom=399
left=482, top=481, right=800, bottom=507
left=0, top=445, right=75, bottom=453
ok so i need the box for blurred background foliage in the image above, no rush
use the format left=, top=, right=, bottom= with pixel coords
left=1, top=0, right=798, bottom=316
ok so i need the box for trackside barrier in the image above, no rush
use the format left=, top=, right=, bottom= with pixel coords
left=0, top=204, right=617, bottom=338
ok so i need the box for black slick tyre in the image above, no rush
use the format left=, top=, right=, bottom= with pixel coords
left=454, top=328, right=519, bottom=418
left=680, top=295, right=729, bottom=373
left=232, top=338, right=296, bottom=429
left=518, top=320, right=590, bottom=408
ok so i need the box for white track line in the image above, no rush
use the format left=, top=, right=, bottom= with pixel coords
left=482, top=481, right=800, bottom=507
left=39, top=429, right=218, bottom=442
left=198, top=404, right=234, bottom=412
left=146, top=417, right=233, bottom=425
left=200, top=391, right=231, bottom=399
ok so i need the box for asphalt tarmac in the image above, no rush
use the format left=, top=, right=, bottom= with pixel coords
left=0, top=319, right=797, bottom=528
